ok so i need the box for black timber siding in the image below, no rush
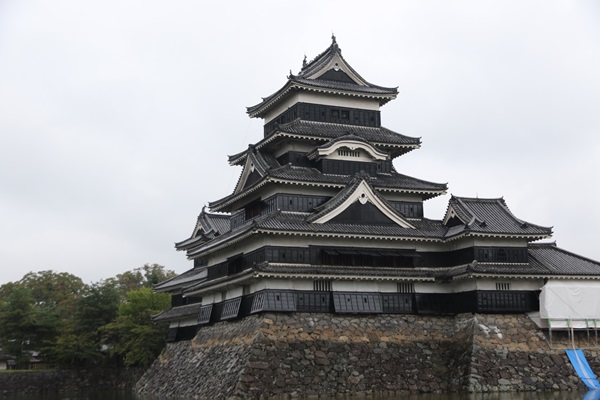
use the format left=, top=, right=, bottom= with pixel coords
left=165, top=328, right=178, bottom=343
left=277, top=151, right=314, bottom=168
left=314, top=246, right=417, bottom=268
left=251, top=291, right=297, bottom=313
left=317, top=159, right=392, bottom=176
left=415, top=292, right=474, bottom=314
left=476, top=291, right=538, bottom=313
left=165, top=289, right=541, bottom=338
left=382, top=293, right=414, bottom=313
left=197, top=304, right=213, bottom=325
left=202, top=245, right=531, bottom=284
left=264, top=103, right=381, bottom=136
left=174, top=325, right=198, bottom=342
left=329, top=201, right=396, bottom=226
left=333, top=292, right=383, bottom=314
left=272, top=194, right=330, bottom=213
left=388, top=201, right=424, bottom=219
left=220, top=297, right=242, bottom=320
left=296, top=291, right=333, bottom=312
left=230, top=194, right=330, bottom=230
left=416, top=246, right=528, bottom=267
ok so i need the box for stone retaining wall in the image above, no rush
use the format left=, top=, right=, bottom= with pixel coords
left=137, top=313, right=595, bottom=399
left=0, top=368, right=143, bottom=394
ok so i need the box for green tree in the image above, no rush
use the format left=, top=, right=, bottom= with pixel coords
left=102, top=287, right=171, bottom=367
left=48, top=280, right=121, bottom=368
left=18, top=271, right=86, bottom=361
left=20, top=271, right=85, bottom=309
left=0, top=285, right=38, bottom=368
left=110, top=264, right=176, bottom=298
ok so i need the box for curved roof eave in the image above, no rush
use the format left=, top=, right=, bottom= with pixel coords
left=247, top=81, right=397, bottom=119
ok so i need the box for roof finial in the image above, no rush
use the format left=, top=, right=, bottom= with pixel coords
left=331, top=33, right=339, bottom=52
left=302, top=54, right=307, bottom=68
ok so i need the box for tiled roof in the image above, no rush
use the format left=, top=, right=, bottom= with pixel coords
left=152, top=303, right=203, bottom=322
left=203, top=213, right=231, bottom=236
left=290, top=77, right=397, bottom=95
left=228, top=120, right=421, bottom=166
left=270, top=164, right=447, bottom=191
left=444, top=196, right=552, bottom=239
left=444, top=244, right=600, bottom=278
left=255, top=211, right=448, bottom=240
left=445, top=261, right=550, bottom=277
left=296, top=36, right=389, bottom=89
left=153, top=267, right=207, bottom=292
left=306, top=173, right=412, bottom=223
left=528, top=243, right=600, bottom=276
left=279, top=120, right=420, bottom=147
left=175, top=210, right=231, bottom=251
left=247, top=37, right=397, bottom=118
left=209, top=164, right=447, bottom=211
left=254, top=262, right=437, bottom=279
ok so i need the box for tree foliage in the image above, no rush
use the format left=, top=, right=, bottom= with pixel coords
left=103, top=287, right=171, bottom=367
left=0, top=265, right=174, bottom=370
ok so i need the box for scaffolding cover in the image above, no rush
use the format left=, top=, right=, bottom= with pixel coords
left=540, top=280, right=600, bottom=328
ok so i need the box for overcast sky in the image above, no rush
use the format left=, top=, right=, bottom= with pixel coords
left=1, top=1, right=600, bottom=284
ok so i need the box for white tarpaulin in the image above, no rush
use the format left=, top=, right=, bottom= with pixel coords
left=540, top=280, right=600, bottom=329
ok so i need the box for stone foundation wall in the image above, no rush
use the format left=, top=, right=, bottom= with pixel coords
left=137, top=313, right=595, bottom=399
left=0, top=368, right=143, bottom=394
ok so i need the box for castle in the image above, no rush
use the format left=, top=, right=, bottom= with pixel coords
left=153, top=37, right=600, bottom=342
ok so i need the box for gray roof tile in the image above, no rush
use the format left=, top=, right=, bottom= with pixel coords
left=152, top=303, right=203, bottom=322
left=153, top=267, right=207, bottom=292
left=247, top=38, right=397, bottom=117
left=306, top=173, right=412, bottom=223
left=445, top=196, right=552, bottom=239
left=228, top=120, right=421, bottom=166
left=528, top=243, right=600, bottom=276
left=209, top=164, right=447, bottom=210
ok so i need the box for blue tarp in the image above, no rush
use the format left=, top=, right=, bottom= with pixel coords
left=565, top=349, right=600, bottom=390
left=584, top=389, right=600, bottom=400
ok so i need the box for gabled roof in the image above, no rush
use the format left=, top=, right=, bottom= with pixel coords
left=229, top=120, right=421, bottom=166
left=247, top=36, right=398, bottom=118
left=233, top=147, right=279, bottom=194
left=175, top=209, right=231, bottom=251
left=443, top=196, right=552, bottom=240
left=307, top=172, right=415, bottom=228
left=209, top=164, right=447, bottom=211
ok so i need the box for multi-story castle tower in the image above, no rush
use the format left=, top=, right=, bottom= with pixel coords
left=154, top=37, right=600, bottom=342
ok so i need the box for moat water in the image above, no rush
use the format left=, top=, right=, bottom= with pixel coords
left=1, top=390, right=598, bottom=400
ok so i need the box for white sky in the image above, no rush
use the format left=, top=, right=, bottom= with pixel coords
left=1, top=1, right=599, bottom=284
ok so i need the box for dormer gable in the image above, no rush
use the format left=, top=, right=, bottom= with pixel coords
left=233, top=147, right=276, bottom=194
left=308, top=174, right=415, bottom=228
left=307, top=135, right=388, bottom=162
left=247, top=36, right=398, bottom=120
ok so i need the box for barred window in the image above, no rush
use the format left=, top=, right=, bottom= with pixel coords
left=397, top=282, right=415, bottom=293
left=313, top=280, right=332, bottom=291
left=496, top=282, right=511, bottom=291
left=337, top=149, right=360, bottom=158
